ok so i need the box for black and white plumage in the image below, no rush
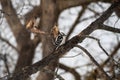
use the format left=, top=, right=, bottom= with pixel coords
left=54, top=32, right=66, bottom=47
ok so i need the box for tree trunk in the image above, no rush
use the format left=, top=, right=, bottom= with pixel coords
left=36, top=0, right=59, bottom=80
left=1, top=0, right=37, bottom=73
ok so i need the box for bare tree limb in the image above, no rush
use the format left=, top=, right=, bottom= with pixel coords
left=87, top=7, right=101, bottom=16
left=101, top=42, right=120, bottom=67
left=0, top=9, right=10, bottom=16
left=41, top=69, right=64, bottom=80
left=1, top=0, right=38, bottom=72
left=82, top=35, right=118, bottom=65
left=78, top=14, right=100, bottom=23
left=4, top=54, right=10, bottom=75
left=98, top=24, right=120, bottom=33
left=77, top=1, right=120, bottom=43
left=0, top=0, right=29, bottom=40
left=24, top=6, right=41, bottom=24
left=66, top=5, right=87, bottom=41
left=57, top=0, right=111, bottom=11
left=59, top=63, right=81, bottom=80
left=0, top=54, right=10, bottom=76
left=92, top=42, right=120, bottom=79
left=0, top=36, right=19, bottom=52
left=75, top=45, right=109, bottom=79
left=83, top=35, right=110, bottom=56
left=94, top=1, right=119, bottom=24
left=32, top=37, right=41, bottom=47
left=2, top=1, right=119, bottom=80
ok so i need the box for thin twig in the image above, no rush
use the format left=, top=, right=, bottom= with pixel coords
left=98, top=24, right=120, bottom=33
left=42, top=69, right=64, bottom=80
left=101, top=42, right=120, bottom=67
left=82, top=35, right=109, bottom=56
left=0, top=36, right=19, bottom=53
left=66, top=5, right=87, bottom=40
left=75, top=45, right=111, bottom=80
left=87, top=7, right=100, bottom=16
left=0, top=9, right=10, bottom=16
left=81, top=35, right=117, bottom=64
left=62, top=52, right=82, bottom=58
left=59, top=63, right=81, bottom=80
left=4, top=54, right=10, bottom=75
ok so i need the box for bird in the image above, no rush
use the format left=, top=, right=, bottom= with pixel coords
left=51, top=25, right=66, bottom=47
left=51, top=25, right=59, bottom=39
left=54, top=32, right=66, bottom=47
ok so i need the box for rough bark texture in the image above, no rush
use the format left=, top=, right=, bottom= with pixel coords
left=1, top=0, right=37, bottom=72
left=5, top=1, right=120, bottom=80
left=36, top=0, right=58, bottom=80
left=1, top=0, right=120, bottom=80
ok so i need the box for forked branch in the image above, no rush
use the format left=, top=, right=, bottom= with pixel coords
left=1, top=1, right=120, bottom=80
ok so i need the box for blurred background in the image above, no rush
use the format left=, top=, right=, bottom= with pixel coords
left=0, top=0, right=120, bottom=80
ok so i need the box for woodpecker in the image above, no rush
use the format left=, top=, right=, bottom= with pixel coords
left=51, top=25, right=59, bottom=38
left=54, top=32, right=66, bottom=47
left=51, top=24, right=66, bottom=47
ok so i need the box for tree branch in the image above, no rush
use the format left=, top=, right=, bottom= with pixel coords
left=93, top=1, right=119, bottom=24
left=41, top=69, right=64, bottom=80
left=101, top=42, right=120, bottom=67
left=83, top=35, right=110, bottom=56
left=66, top=5, right=87, bottom=40
left=4, top=54, right=10, bottom=75
left=24, top=6, right=41, bottom=24
left=93, top=42, right=120, bottom=79
left=57, top=0, right=111, bottom=11
left=2, top=1, right=119, bottom=80
left=75, top=45, right=109, bottom=79
left=0, top=0, right=28, bottom=39
left=98, top=24, right=120, bottom=33
left=59, top=63, right=81, bottom=80
left=0, top=36, right=19, bottom=52
left=1, top=0, right=39, bottom=73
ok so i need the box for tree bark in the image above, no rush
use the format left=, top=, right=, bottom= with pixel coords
left=1, top=0, right=37, bottom=72
left=36, top=0, right=59, bottom=80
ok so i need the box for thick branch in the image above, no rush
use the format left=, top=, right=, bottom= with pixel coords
left=57, top=0, right=90, bottom=11
left=93, top=2, right=119, bottom=24
left=0, top=0, right=31, bottom=45
left=57, top=0, right=111, bottom=11
left=77, top=1, right=120, bottom=42
left=5, top=1, right=120, bottom=80
left=1, top=0, right=39, bottom=73
left=0, top=0, right=27, bottom=39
